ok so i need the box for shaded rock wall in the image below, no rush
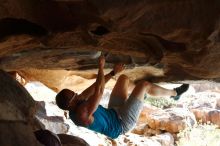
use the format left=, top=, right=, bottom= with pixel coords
left=0, top=0, right=220, bottom=83
left=58, top=134, right=90, bottom=146
left=0, top=70, right=42, bottom=146
left=0, top=70, right=90, bottom=146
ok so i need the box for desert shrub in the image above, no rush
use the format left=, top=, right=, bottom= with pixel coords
left=177, top=123, right=220, bottom=146
left=145, top=97, right=176, bottom=109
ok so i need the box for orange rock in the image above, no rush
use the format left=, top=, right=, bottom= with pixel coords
left=142, top=107, right=196, bottom=133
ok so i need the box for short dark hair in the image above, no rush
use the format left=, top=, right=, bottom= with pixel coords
left=56, top=89, right=72, bottom=110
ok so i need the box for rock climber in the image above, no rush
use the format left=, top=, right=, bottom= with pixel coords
left=56, top=55, right=189, bottom=139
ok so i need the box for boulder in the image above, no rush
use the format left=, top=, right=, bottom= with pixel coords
left=34, top=129, right=62, bottom=146
left=132, top=124, right=162, bottom=136
left=143, top=106, right=196, bottom=133
left=0, top=70, right=42, bottom=146
left=177, top=92, right=220, bottom=126
left=132, top=105, right=163, bottom=136
left=192, top=108, right=220, bottom=127
left=177, top=92, right=220, bottom=109
left=58, top=134, right=90, bottom=146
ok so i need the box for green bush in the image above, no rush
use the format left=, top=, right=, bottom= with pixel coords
left=145, top=96, right=176, bottom=109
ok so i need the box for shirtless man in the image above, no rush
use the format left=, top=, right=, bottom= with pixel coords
left=56, top=56, right=189, bottom=139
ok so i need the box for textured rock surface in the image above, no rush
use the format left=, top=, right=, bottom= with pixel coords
left=36, top=101, right=70, bottom=134
left=0, top=0, right=220, bottom=83
left=19, top=69, right=117, bottom=92
left=0, top=70, right=42, bottom=146
left=177, top=91, right=220, bottom=127
left=34, top=129, right=62, bottom=146
left=192, top=108, right=220, bottom=126
left=139, top=106, right=196, bottom=133
left=116, top=133, right=174, bottom=146
left=0, top=71, right=92, bottom=146
left=18, top=66, right=163, bottom=92
left=34, top=129, right=90, bottom=146
left=58, top=134, right=90, bottom=146
left=192, top=83, right=220, bottom=93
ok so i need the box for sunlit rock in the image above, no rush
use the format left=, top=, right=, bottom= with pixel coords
left=178, top=92, right=220, bottom=109
left=178, top=91, right=220, bottom=127
left=35, top=101, right=70, bottom=134
left=116, top=133, right=174, bottom=146
left=132, top=105, right=163, bottom=136
left=20, top=69, right=117, bottom=92
left=132, top=124, right=162, bottom=136
left=191, top=83, right=220, bottom=93
left=216, top=98, right=220, bottom=109
left=192, top=108, right=220, bottom=127
left=145, top=107, right=196, bottom=133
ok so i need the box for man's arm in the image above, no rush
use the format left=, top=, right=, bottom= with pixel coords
left=78, top=63, right=124, bottom=100
left=86, top=55, right=105, bottom=115
left=77, top=72, right=112, bottom=100
left=77, top=57, right=124, bottom=126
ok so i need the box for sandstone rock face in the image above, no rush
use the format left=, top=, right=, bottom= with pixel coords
left=0, top=71, right=92, bottom=146
left=138, top=106, right=196, bottom=133
left=192, top=108, right=220, bottom=126
left=0, top=70, right=42, bottom=146
left=178, top=92, right=219, bottom=109
left=178, top=92, right=220, bottom=127
left=0, top=0, right=220, bottom=83
left=19, top=69, right=117, bottom=92
left=132, top=124, right=162, bottom=136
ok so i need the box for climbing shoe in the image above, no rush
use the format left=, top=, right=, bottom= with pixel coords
left=171, top=84, right=189, bottom=100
